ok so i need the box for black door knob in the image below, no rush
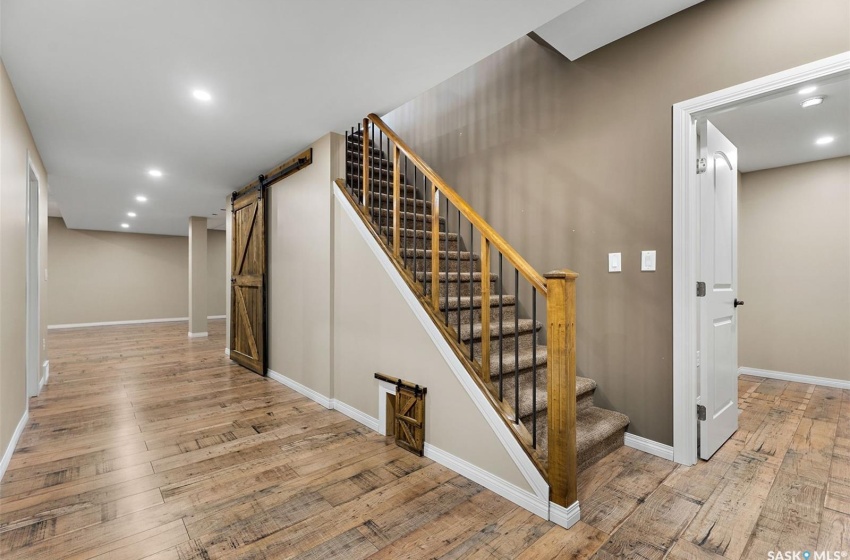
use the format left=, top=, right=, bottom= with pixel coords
left=734, top=298, right=744, bottom=308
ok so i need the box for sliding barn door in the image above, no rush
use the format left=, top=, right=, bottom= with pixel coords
left=230, top=187, right=267, bottom=375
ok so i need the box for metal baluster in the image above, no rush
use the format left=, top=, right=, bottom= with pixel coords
left=444, top=202, right=449, bottom=326
left=424, top=177, right=429, bottom=297
left=356, top=123, right=361, bottom=194
left=403, top=156, right=408, bottom=269
left=532, top=287, right=537, bottom=448
left=379, top=130, right=384, bottom=235
left=456, top=209, right=461, bottom=342
left=412, top=167, right=417, bottom=282
left=514, top=268, right=519, bottom=424
left=345, top=128, right=350, bottom=190
left=499, top=254, right=503, bottom=401
left=469, top=222, right=474, bottom=361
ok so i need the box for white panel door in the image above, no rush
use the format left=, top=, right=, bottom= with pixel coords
left=699, top=120, right=740, bottom=460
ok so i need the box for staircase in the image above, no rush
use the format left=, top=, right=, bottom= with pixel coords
left=339, top=115, right=629, bottom=507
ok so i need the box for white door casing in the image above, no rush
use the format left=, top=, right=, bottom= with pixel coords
left=672, top=52, right=850, bottom=466
left=698, top=121, right=739, bottom=460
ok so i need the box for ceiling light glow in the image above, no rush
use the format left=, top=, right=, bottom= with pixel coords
left=192, top=89, right=212, bottom=102
left=815, top=136, right=835, bottom=145
left=798, top=86, right=817, bottom=95
left=136, top=195, right=147, bottom=202
left=148, top=169, right=163, bottom=177
left=800, top=96, right=824, bottom=108
left=127, top=212, right=137, bottom=217
left=121, top=223, right=130, bottom=228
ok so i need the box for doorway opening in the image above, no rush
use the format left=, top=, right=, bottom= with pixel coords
left=26, top=155, right=42, bottom=398
left=672, top=52, right=850, bottom=465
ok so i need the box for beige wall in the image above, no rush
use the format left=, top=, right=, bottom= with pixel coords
left=739, top=157, right=850, bottom=381
left=382, top=0, right=850, bottom=444
left=332, top=195, right=532, bottom=490
left=1, top=59, right=49, bottom=458
left=267, top=133, right=336, bottom=394
left=47, top=218, right=226, bottom=325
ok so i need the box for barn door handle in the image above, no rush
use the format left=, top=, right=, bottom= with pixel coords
left=734, top=298, right=744, bottom=308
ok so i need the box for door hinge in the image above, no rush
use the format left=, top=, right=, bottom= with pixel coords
left=696, top=157, right=707, bottom=174
left=697, top=404, right=706, bottom=421
left=696, top=281, right=706, bottom=297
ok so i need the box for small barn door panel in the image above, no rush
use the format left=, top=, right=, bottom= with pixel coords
left=230, top=187, right=266, bottom=375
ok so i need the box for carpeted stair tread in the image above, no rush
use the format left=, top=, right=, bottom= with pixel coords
left=458, top=319, right=540, bottom=342
left=533, top=406, right=629, bottom=470
left=439, top=294, right=516, bottom=311
left=350, top=183, right=418, bottom=197
left=402, top=248, right=478, bottom=261
left=385, top=228, right=459, bottom=243
left=490, top=344, right=547, bottom=376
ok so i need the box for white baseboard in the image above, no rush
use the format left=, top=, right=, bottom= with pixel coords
left=332, top=399, right=380, bottom=432
left=266, top=369, right=333, bottom=409
left=224, top=348, right=230, bottom=356
left=48, top=315, right=227, bottom=330
left=738, top=367, right=849, bottom=390
left=1, top=410, right=29, bottom=482
left=549, top=500, right=581, bottom=529
left=423, top=443, right=549, bottom=520
left=187, top=331, right=208, bottom=338
left=40, top=361, right=50, bottom=391
left=624, top=433, right=675, bottom=461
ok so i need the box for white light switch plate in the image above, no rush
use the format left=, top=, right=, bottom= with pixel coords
left=641, top=250, right=656, bottom=271
left=608, top=252, right=621, bottom=272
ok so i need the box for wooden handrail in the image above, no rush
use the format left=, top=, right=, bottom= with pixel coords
left=366, top=114, right=550, bottom=295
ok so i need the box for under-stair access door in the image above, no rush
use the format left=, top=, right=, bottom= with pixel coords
left=230, top=186, right=267, bottom=375
left=698, top=120, right=739, bottom=460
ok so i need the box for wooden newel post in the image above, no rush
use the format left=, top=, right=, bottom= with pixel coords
left=544, top=269, right=578, bottom=507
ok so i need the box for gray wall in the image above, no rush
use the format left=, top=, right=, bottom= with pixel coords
left=1, top=58, right=49, bottom=460
left=739, top=157, right=850, bottom=381
left=47, top=217, right=226, bottom=325
left=381, top=0, right=850, bottom=444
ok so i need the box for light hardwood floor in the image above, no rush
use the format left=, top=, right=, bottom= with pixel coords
left=0, top=320, right=847, bottom=559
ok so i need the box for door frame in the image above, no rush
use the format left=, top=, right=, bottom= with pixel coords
left=26, top=152, right=42, bottom=398
left=671, top=51, right=850, bottom=466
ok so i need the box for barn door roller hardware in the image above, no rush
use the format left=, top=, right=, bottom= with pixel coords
left=233, top=147, right=313, bottom=201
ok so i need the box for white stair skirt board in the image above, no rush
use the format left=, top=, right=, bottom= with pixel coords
left=188, top=331, right=209, bottom=338
left=624, top=433, right=675, bottom=461
left=739, top=367, right=850, bottom=391
left=267, top=369, right=333, bottom=409
left=1, top=410, right=29, bottom=483
left=334, top=185, right=550, bottom=513
left=224, top=348, right=230, bottom=356
left=424, top=443, right=551, bottom=520
left=49, top=315, right=226, bottom=329
left=549, top=500, right=582, bottom=530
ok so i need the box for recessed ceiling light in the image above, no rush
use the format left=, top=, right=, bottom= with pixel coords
left=121, top=223, right=130, bottom=228
left=148, top=169, right=162, bottom=177
left=127, top=212, right=137, bottom=217
left=798, top=85, right=817, bottom=95
left=136, top=195, right=147, bottom=202
left=815, top=136, right=835, bottom=145
left=800, top=96, right=824, bottom=108
left=192, top=89, right=212, bottom=102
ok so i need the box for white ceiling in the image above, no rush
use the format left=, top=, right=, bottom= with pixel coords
left=2, top=0, right=578, bottom=236
left=534, top=0, right=704, bottom=61
left=706, top=72, right=850, bottom=172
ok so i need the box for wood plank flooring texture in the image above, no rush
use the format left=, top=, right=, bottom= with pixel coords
left=0, top=321, right=846, bottom=559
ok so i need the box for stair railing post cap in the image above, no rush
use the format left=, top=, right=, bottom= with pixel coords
left=544, top=269, right=579, bottom=280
